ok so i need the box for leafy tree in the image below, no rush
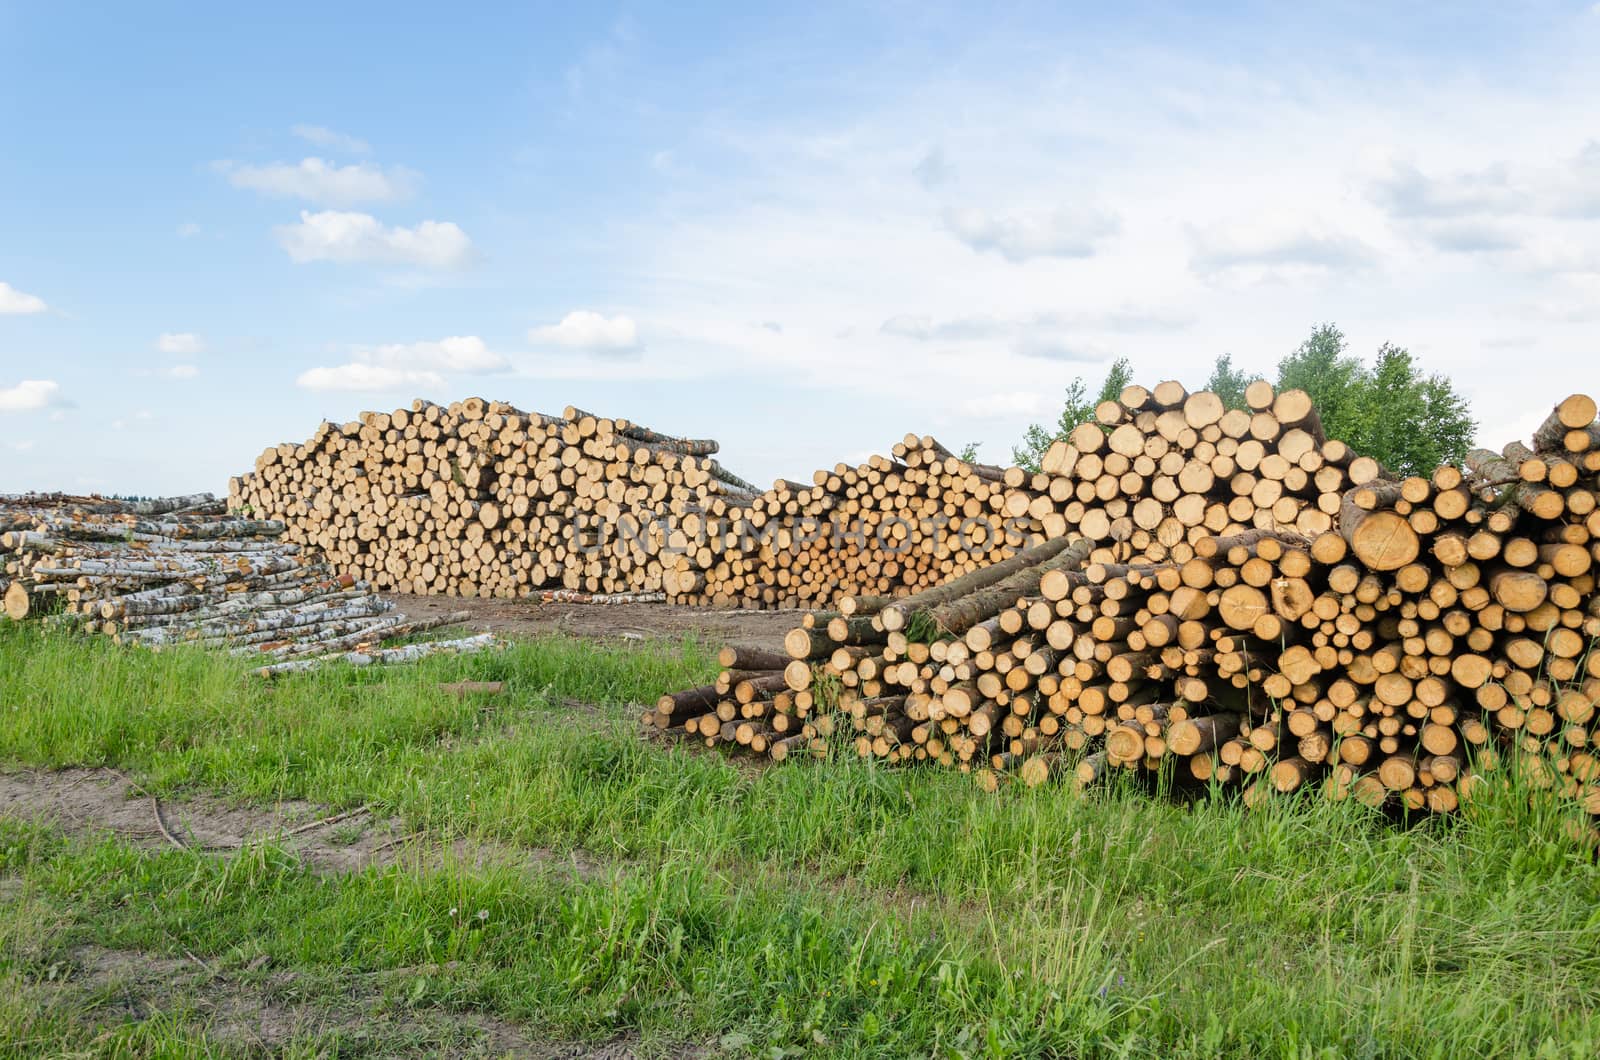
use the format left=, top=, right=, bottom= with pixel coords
left=1276, top=323, right=1364, bottom=438
left=957, top=441, right=982, bottom=463
left=1012, top=379, right=1089, bottom=473
left=1416, top=373, right=1477, bottom=473
left=1014, top=327, right=1475, bottom=479
left=1204, top=353, right=1256, bottom=412
left=1345, top=344, right=1475, bottom=476
left=1279, top=326, right=1475, bottom=477
left=1100, top=357, right=1135, bottom=408
left=1012, top=358, right=1133, bottom=472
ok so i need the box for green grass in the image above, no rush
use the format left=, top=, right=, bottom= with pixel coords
left=1, top=621, right=1598, bottom=1057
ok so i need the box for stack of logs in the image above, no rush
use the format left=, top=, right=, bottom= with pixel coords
left=3, top=492, right=227, bottom=622
left=230, top=399, right=761, bottom=601
left=645, top=642, right=834, bottom=762
left=667, top=381, right=1382, bottom=608
left=663, top=436, right=1046, bottom=607
left=0, top=493, right=491, bottom=674
left=651, top=388, right=1600, bottom=831
left=237, top=382, right=1382, bottom=609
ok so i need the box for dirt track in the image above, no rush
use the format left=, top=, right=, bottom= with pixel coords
left=0, top=767, right=696, bottom=1057
left=385, top=593, right=802, bottom=648
left=0, top=768, right=606, bottom=879
left=1, top=596, right=758, bottom=1053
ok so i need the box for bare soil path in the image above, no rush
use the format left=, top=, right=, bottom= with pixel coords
left=0, top=767, right=603, bottom=879
left=0, top=767, right=702, bottom=1057
left=1, top=599, right=754, bottom=1054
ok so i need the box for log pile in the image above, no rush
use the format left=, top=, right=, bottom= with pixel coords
left=668, top=382, right=1376, bottom=607
left=642, top=642, right=833, bottom=761
left=664, top=435, right=1048, bottom=608
left=0, top=493, right=494, bottom=674
left=233, top=382, right=1374, bottom=610
left=651, top=387, right=1600, bottom=831
left=2, top=492, right=230, bottom=624
left=229, top=399, right=759, bottom=600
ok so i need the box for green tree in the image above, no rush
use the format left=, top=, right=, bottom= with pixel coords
left=957, top=441, right=982, bottom=463
left=1013, top=329, right=1475, bottom=480
left=1416, top=373, right=1477, bottom=472
left=1276, top=323, right=1364, bottom=438
left=1343, top=344, right=1476, bottom=476
left=1278, top=326, right=1475, bottom=477
left=1204, top=353, right=1256, bottom=412
left=1012, top=358, right=1133, bottom=472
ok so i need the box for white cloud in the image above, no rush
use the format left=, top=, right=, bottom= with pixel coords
left=363, top=335, right=507, bottom=373
left=1365, top=145, right=1600, bottom=253
left=943, top=206, right=1117, bottom=263
left=1520, top=237, right=1600, bottom=278
left=0, top=379, right=65, bottom=412
left=880, top=314, right=1009, bottom=341
left=165, top=364, right=200, bottom=380
left=649, top=149, right=690, bottom=178
left=0, top=282, right=48, bottom=315
left=1189, top=222, right=1375, bottom=276
left=9, top=440, right=36, bottom=453
left=217, top=158, right=415, bottom=205
left=290, top=124, right=371, bottom=155
left=1521, top=287, right=1600, bottom=322
left=274, top=211, right=473, bottom=267
left=880, top=309, right=1190, bottom=356
left=176, top=221, right=202, bottom=238
left=295, top=364, right=445, bottom=392
left=528, top=310, right=641, bottom=353
left=600, top=37, right=1600, bottom=480
left=880, top=314, right=934, bottom=339
left=157, top=332, right=205, bottom=355
left=1369, top=160, right=1514, bottom=220
left=295, top=335, right=504, bottom=393
left=913, top=146, right=952, bottom=189
left=958, top=391, right=1059, bottom=419
left=1012, top=336, right=1113, bottom=362
left=1418, top=220, right=1521, bottom=254
left=1548, top=141, right=1600, bottom=218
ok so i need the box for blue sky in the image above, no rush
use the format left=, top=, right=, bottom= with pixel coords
left=4, top=1, right=1600, bottom=495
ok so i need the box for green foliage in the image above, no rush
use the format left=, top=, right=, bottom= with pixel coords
left=1098, top=356, right=1134, bottom=404
left=1203, top=353, right=1256, bottom=412
left=1012, top=378, right=1091, bottom=473
left=1279, top=325, right=1477, bottom=476
left=1016, top=326, right=1476, bottom=479
left=1012, top=358, right=1133, bottom=472
left=1370, top=343, right=1478, bottom=476
left=1277, top=323, right=1366, bottom=434
left=957, top=441, right=981, bottom=463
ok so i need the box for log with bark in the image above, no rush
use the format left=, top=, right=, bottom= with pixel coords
left=2, top=494, right=487, bottom=676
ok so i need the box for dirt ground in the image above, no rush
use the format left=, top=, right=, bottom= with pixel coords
left=1, top=597, right=762, bottom=1053
left=385, top=593, right=802, bottom=648
left=0, top=768, right=697, bottom=1057
left=0, top=768, right=605, bottom=880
